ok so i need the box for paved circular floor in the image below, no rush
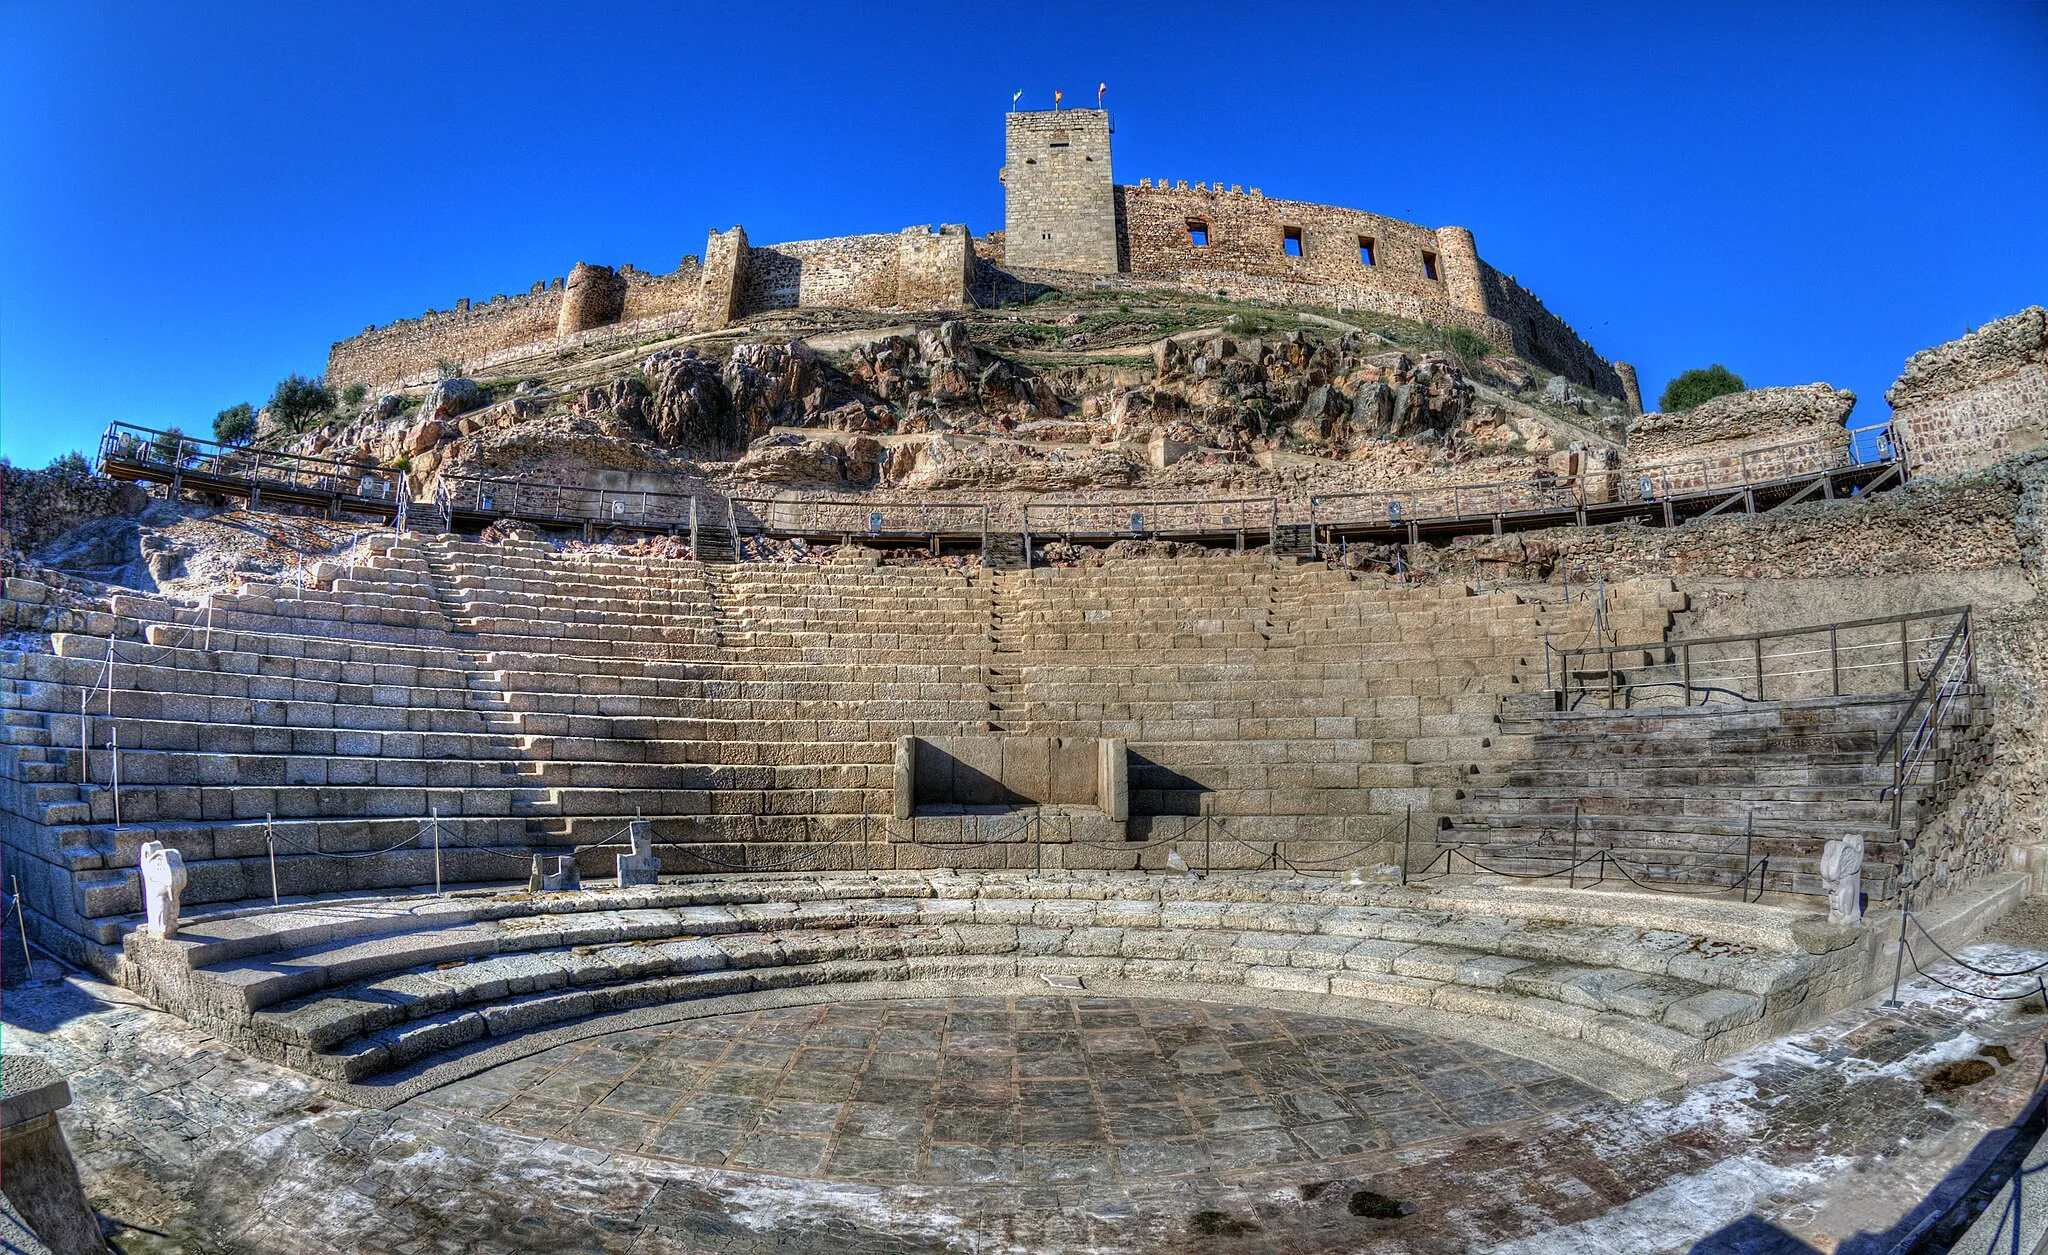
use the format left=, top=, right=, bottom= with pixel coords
left=414, top=996, right=1602, bottom=1185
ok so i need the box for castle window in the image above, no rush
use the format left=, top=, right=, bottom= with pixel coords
left=1282, top=227, right=1304, bottom=258
left=1422, top=250, right=1440, bottom=281
left=1359, top=236, right=1376, bottom=266
left=1187, top=220, right=1209, bottom=248
left=1048, top=131, right=1070, bottom=148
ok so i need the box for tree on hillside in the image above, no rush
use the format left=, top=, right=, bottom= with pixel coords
left=151, top=426, right=190, bottom=463
left=1658, top=364, right=1745, bottom=413
left=268, top=373, right=334, bottom=431
left=44, top=451, right=91, bottom=475
left=215, top=402, right=257, bottom=446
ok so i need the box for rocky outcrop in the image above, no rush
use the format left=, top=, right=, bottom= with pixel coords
left=1, top=464, right=148, bottom=554
left=418, top=378, right=484, bottom=424
left=729, top=433, right=885, bottom=487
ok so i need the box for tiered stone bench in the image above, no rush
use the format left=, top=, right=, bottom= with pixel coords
left=117, top=868, right=2004, bottom=1102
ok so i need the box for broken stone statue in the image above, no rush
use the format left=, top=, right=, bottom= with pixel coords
left=138, top=841, right=188, bottom=939
left=1820, top=833, right=1865, bottom=925
left=618, top=820, right=660, bottom=887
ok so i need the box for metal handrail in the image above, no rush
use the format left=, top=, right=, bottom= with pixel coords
left=1874, top=609, right=1975, bottom=830
left=1549, top=606, right=1970, bottom=710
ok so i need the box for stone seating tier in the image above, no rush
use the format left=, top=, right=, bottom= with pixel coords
left=1, top=541, right=1672, bottom=974
left=120, top=871, right=1916, bottom=1090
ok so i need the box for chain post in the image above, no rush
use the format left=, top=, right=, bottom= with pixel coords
left=12, top=875, right=34, bottom=979
left=1883, top=883, right=1912, bottom=1008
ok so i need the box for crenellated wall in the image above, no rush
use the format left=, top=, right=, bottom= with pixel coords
left=326, top=286, right=567, bottom=394
left=1479, top=264, right=1624, bottom=395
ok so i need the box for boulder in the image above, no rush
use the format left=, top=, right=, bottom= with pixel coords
left=419, top=378, right=483, bottom=423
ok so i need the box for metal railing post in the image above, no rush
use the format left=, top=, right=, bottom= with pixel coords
left=1569, top=798, right=1581, bottom=888
left=1883, top=884, right=1912, bottom=1007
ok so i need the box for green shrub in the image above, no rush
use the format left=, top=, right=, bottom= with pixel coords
left=1445, top=327, right=1492, bottom=362
left=1658, top=364, right=1745, bottom=413
left=214, top=402, right=257, bottom=446
left=267, top=373, right=334, bottom=432
left=341, top=382, right=368, bottom=406
left=44, top=451, right=90, bottom=475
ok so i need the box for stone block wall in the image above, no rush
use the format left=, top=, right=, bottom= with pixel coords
left=1121, top=183, right=1449, bottom=302
left=1889, top=307, right=2048, bottom=478
left=697, top=227, right=749, bottom=331
left=740, top=233, right=902, bottom=313
left=618, top=260, right=703, bottom=326
left=896, top=226, right=974, bottom=310
left=557, top=262, right=626, bottom=337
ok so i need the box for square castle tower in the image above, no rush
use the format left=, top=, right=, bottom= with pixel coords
left=999, top=109, right=1119, bottom=273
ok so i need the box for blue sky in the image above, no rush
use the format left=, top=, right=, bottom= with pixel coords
left=3, top=1, right=2045, bottom=469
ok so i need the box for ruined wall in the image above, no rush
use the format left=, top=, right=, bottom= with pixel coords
left=1121, top=183, right=1449, bottom=301
left=739, top=234, right=902, bottom=314
left=1889, top=307, right=2048, bottom=478
left=1479, top=264, right=1623, bottom=396
left=697, top=227, right=749, bottom=331
left=618, top=259, right=703, bottom=325
left=1626, top=384, right=1856, bottom=488
left=328, top=258, right=709, bottom=391
left=896, top=226, right=974, bottom=310
left=557, top=262, right=626, bottom=337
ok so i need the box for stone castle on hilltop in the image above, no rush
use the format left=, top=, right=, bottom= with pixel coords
left=328, top=108, right=1639, bottom=411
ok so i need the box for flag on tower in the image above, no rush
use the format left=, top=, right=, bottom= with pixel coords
left=1097, top=81, right=1106, bottom=108
left=1054, top=89, right=1063, bottom=108
left=1011, top=89, right=1022, bottom=110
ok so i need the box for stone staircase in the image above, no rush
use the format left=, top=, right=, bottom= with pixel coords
left=1445, top=691, right=1986, bottom=898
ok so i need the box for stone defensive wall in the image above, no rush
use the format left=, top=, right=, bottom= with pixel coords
left=1626, top=383, right=1859, bottom=492
left=1889, top=306, right=2048, bottom=478
left=1109, top=181, right=1623, bottom=397
left=326, top=225, right=979, bottom=392
left=326, top=260, right=704, bottom=394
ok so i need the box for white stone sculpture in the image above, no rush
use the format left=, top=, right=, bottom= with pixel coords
left=138, top=841, right=188, bottom=939
left=1820, top=833, right=1865, bottom=925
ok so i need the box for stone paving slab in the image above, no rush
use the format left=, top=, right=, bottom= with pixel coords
left=410, top=995, right=1599, bottom=1186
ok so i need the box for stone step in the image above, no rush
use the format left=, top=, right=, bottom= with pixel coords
left=133, top=875, right=1816, bottom=1083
